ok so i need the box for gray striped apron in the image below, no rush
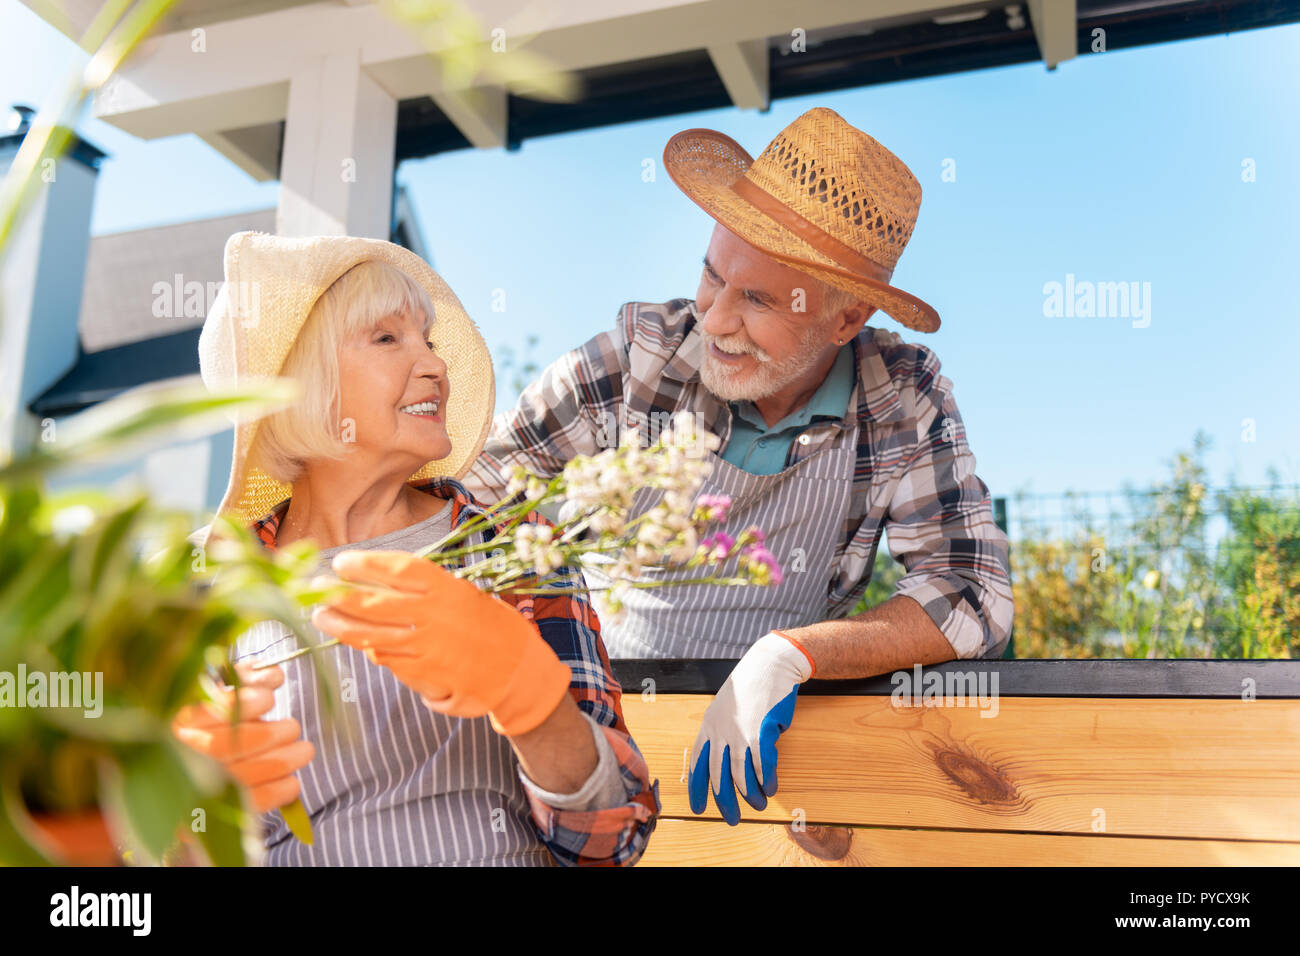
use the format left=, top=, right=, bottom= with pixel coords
left=586, top=424, right=857, bottom=659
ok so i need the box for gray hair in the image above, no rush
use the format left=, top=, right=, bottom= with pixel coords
left=818, top=279, right=860, bottom=322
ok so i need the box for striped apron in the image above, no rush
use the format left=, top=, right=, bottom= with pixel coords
left=586, top=424, right=858, bottom=659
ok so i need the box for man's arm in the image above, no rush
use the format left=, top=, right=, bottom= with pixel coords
left=720, top=349, right=1011, bottom=686
left=870, top=348, right=1014, bottom=661
left=773, top=593, right=955, bottom=679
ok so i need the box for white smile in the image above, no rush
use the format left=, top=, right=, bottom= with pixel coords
left=399, top=400, right=440, bottom=416
left=709, top=342, right=751, bottom=362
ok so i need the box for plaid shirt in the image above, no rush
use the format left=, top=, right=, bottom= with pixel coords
left=463, top=298, right=1014, bottom=660
left=251, top=477, right=660, bottom=866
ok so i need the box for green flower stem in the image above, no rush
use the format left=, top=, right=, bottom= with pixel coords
left=413, top=499, right=527, bottom=557
left=472, top=536, right=647, bottom=590
left=250, top=638, right=341, bottom=670
left=624, top=575, right=757, bottom=589
left=459, top=532, right=751, bottom=590
left=422, top=493, right=594, bottom=563
left=481, top=563, right=543, bottom=591
left=430, top=508, right=624, bottom=564
left=555, top=515, right=592, bottom=543
left=505, top=576, right=756, bottom=596
left=413, top=481, right=563, bottom=558
left=541, top=498, right=594, bottom=538
left=426, top=536, right=522, bottom=562
left=497, top=475, right=564, bottom=539
left=451, top=537, right=619, bottom=584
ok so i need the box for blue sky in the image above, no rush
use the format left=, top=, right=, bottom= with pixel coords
left=4, top=1, right=1298, bottom=515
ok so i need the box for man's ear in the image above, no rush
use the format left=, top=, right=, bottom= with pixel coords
left=835, top=304, right=875, bottom=341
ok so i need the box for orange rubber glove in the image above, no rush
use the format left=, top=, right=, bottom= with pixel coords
left=312, top=550, right=573, bottom=738
left=171, top=663, right=315, bottom=814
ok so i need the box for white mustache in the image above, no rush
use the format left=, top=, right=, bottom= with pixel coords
left=704, top=335, right=771, bottom=363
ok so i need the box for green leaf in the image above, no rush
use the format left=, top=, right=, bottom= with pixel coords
left=280, top=797, right=315, bottom=846
left=0, top=538, right=75, bottom=655
left=83, top=0, right=181, bottom=88
left=0, top=767, right=53, bottom=865
left=191, top=781, right=251, bottom=867
left=0, top=378, right=302, bottom=483
left=101, top=742, right=197, bottom=864
left=41, top=704, right=164, bottom=744
left=86, top=496, right=150, bottom=590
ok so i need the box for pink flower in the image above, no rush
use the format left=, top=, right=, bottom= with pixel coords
left=692, top=493, right=733, bottom=525
left=699, top=531, right=736, bottom=562
left=740, top=544, right=783, bottom=586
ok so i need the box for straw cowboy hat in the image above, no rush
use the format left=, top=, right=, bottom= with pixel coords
left=662, top=106, right=940, bottom=333
left=195, top=231, right=494, bottom=547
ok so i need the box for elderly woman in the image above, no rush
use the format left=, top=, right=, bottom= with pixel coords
left=173, top=232, right=658, bottom=866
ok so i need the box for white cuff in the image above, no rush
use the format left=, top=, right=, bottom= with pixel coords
left=757, top=631, right=815, bottom=682
left=517, top=712, right=627, bottom=811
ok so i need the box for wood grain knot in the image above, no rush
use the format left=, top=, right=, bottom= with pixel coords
left=785, top=824, right=853, bottom=860
left=932, top=748, right=1020, bottom=805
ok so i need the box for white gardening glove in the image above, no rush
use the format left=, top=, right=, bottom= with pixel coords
left=687, top=631, right=815, bottom=825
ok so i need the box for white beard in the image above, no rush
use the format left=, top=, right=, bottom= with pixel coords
left=698, top=319, right=834, bottom=403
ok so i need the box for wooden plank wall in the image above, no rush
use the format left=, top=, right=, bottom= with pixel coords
left=621, top=694, right=1300, bottom=866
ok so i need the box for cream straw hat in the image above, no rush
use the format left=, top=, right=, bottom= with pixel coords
left=196, top=231, right=494, bottom=546
left=662, top=106, right=940, bottom=333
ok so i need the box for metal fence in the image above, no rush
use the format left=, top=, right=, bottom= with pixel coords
left=994, top=484, right=1300, bottom=558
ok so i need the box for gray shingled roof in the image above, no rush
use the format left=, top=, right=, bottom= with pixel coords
left=79, top=207, right=275, bottom=352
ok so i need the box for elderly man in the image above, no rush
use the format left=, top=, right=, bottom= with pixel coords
left=461, top=107, right=1013, bottom=826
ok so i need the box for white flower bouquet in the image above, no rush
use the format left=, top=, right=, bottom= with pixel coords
left=412, top=411, right=783, bottom=623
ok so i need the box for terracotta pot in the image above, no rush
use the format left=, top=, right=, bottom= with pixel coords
left=28, top=809, right=122, bottom=866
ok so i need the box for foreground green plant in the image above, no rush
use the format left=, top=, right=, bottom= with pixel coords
left=0, top=380, right=335, bottom=865
left=0, top=0, right=179, bottom=257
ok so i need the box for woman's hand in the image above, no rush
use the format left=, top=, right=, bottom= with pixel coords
left=312, top=550, right=572, bottom=737
left=171, top=663, right=315, bottom=814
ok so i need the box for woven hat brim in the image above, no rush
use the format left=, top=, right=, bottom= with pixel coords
left=663, top=127, right=940, bottom=333
left=200, top=232, right=494, bottom=543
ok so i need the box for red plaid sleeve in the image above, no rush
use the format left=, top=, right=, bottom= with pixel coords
left=502, top=563, right=661, bottom=866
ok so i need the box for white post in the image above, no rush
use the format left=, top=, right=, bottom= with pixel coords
left=277, top=49, right=396, bottom=238
left=0, top=143, right=99, bottom=461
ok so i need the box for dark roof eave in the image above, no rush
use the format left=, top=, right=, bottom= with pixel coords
left=28, top=327, right=203, bottom=418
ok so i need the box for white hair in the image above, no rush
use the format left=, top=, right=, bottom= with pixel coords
left=818, top=278, right=860, bottom=321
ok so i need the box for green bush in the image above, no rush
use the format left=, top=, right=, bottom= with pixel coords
left=1008, top=432, right=1297, bottom=659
